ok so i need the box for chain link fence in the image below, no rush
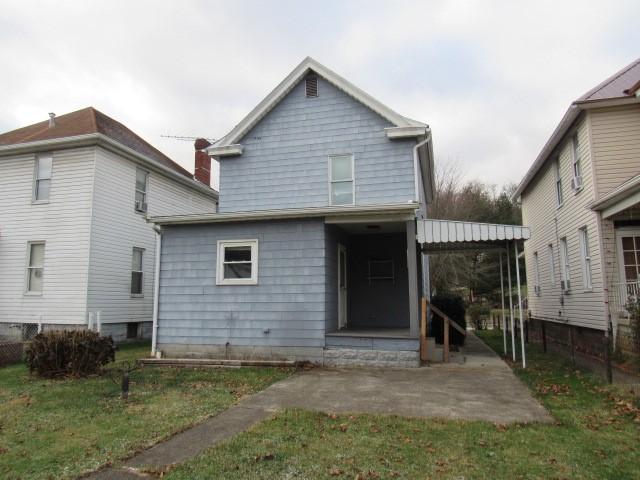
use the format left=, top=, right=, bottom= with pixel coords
left=0, top=323, right=40, bottom=366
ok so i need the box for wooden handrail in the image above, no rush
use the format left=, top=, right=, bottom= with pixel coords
left=420, top=298, right=467, bottom=364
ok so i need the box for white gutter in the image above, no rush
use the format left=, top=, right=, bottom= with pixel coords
left=0, top=133, right=219, bottom=199
left=413, top=130, right=432, bottom=203
left=151, top=225, right=162, bottom=356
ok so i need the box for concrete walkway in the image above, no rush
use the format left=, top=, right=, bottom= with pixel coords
left=85, top=333, right=551, bottom=479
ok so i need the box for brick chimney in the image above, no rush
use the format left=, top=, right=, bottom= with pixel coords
left=194, top=138, right=212, bottom=186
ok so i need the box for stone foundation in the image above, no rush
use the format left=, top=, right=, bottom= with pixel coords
left=323, top=348, right=420, bottom=368
left=100, top=322, right=152, bottom=343
left=528, top=317, right=607, bottom=359
left=157, top=343, right=324, bottom=364
left=0, top=322, right=151, bottom=344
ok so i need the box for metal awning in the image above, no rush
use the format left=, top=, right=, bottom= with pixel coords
left=417, top=219, right=530, bottom=252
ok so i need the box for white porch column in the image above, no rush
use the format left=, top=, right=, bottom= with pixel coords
left=499, top=250, right=507, bottom=356
left=506, top=241, right=516, bottom=361
left=407, top=220, right=419, bottom=337
left=515, top=240, right=526, bottom=368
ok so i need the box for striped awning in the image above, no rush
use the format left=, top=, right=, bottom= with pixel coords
left=417, top=219, right=530, bottom=252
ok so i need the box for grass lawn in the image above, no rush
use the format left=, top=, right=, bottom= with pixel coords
left=167, top=331, right=640, bottom=480
left=0, top=342, right=292, bottom=480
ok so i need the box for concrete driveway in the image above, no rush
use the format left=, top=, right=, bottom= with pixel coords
left=245, top=333, right=551, bottom=424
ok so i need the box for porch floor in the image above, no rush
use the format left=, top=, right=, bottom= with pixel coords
left=326, top=328, right=414, bottom=339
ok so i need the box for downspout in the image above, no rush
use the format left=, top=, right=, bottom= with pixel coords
left=412, top=129, right=432, bottom=205
left=151, top=224, right=162, bottom=356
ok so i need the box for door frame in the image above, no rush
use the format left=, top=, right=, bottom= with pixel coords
left=337, top=243, right=347, bottom=330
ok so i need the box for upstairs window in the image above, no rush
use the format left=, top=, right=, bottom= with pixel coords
left=26, top=241, right=45, bottom=293
left=34, top=153, right=52, bottom=202
left=135, top=168, right=149, bottom=213
left=554, top=159, right=563, bottom=207
left=579, top=227, right=592, bottom=290
left=571, top=134, right=583, bottom=191
left=217, top=240, right=259, bottom=285
left=305, top=74, right=318, bottom=97
left=329, top=154, right=355, bottom=205
left=560, top=237, right=571, bottom=291
left=131, top=247, right=144, bottom=296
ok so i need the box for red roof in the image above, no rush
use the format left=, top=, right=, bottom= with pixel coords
left=577, top=57, right=640, bottom=102
left=0, top=107, right=192, bottom=179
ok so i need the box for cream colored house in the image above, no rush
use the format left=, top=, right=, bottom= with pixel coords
left=514, top=58, right=640, bottom=353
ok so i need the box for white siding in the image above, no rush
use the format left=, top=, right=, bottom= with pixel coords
left=521, top=118, right=607, bottom=330
left=590, top=104, right=640, bottom=198
left=0, top=148, right=94, bottom=326
left=86, top=147, right=216, bottom=325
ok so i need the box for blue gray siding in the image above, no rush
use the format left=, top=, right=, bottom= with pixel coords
left=218, top=76, right=417, bottom=212
left=157, top=219, right=327, bottom=351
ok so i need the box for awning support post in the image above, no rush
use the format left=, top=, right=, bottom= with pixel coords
left=506, top=240, right=516, bottom=361
left=514, top=240, right=526, bottom=368
left=499, top=250, right=507, bottom=356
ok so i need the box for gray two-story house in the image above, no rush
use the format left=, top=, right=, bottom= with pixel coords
left=150, top=57, right=434, bottom=367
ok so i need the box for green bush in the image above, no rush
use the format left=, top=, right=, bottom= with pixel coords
left=431, top=294, right=466, bottom=346
left=25, top=330, right=116, bottom=378
left=467, top=303, right=491, bottom=330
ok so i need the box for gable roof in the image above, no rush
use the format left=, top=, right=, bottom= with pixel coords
left=514, top=58, right=640, bottom=199
left=0, top=107, right=193, bottom=179
left=211, top=56, right=426, bottom=150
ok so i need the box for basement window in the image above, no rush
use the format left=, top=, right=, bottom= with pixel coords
left=127, top=322, right=139, bottom=339
left=217, top=240, right=259, bottom=285
left=305, top=74, right=318, bottom=97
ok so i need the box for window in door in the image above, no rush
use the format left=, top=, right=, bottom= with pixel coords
left=620, top=235, right=640, bottom=283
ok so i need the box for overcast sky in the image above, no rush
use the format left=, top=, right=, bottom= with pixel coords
left=2, top=1, right=639, bottom=190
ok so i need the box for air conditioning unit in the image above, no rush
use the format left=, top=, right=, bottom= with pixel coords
left=135, top=200, right=148, bottom=213
left=561, top=279, right=571, bottom=292
left=571, top=175, right=583, bottom=191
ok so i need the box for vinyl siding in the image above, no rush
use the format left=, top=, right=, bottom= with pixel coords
left=218, top=76, right=416, bottom=212
left=86, top=147, right=216, bottom=325
left=0, top=148, right=94, bottom=326
left=590, top=105, right=640, bottom=199
left=156, top=219, right=327, bottom=348
left=521, top=118, right=607, bottom=330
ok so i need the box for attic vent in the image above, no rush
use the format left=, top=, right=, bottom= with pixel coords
left=305, top=75, right=318, bottom=98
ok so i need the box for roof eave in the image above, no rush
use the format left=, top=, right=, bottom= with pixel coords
left=149, top=202, right=419, bottom=226
left=0, top=133, right=219, bottom=199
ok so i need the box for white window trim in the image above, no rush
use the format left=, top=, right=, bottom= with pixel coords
left=547, top=244, right=556, bottom=287
left=216, top=239, right=259, bottom=285
left=554, top=159, right=563, bottom=208
left=571, top=134, right=583, bottom=193
left=328, top=154, right=355, bottom=206
left=560, top=237, right=571, bottom=291
left=131, top=247, right=145, bottom=297
left=25, top=241, right=45, bottom=295
left=32, top=153, right=52, bottom=204
left=615, top=228, right=640, bottom=284
left=135, top=167, right=149, bottom=214
left=533, top=252, right=541, bottom=296
left=579, top=227, right=592, bottom=291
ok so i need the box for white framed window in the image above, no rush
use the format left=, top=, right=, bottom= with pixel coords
left=547, top=243, right=556, bottom=286
left=33, top=153, right=52, bottom=202
left=216, top=240, right=259, bottom=285
left=554, top=159, right=563, bottom=207
left=131, top=247, right=144, bottom=296
left=135, top=168, right=149, bottom=213
left=533, top=252, right=541, bottom=296
left=571, top=134, right=583, bottom=191
left=26, top=241, right=45, bottom=294
left=579, top=227, right=592, bottom=290
left=329, top=154, right=355, bottom=205
left=560, top=237, right=571, bottom=291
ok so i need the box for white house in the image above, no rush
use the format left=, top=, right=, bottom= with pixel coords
left=0, top=107, right=218, bottom=342
left=514, top=58, right=640, bottom=355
